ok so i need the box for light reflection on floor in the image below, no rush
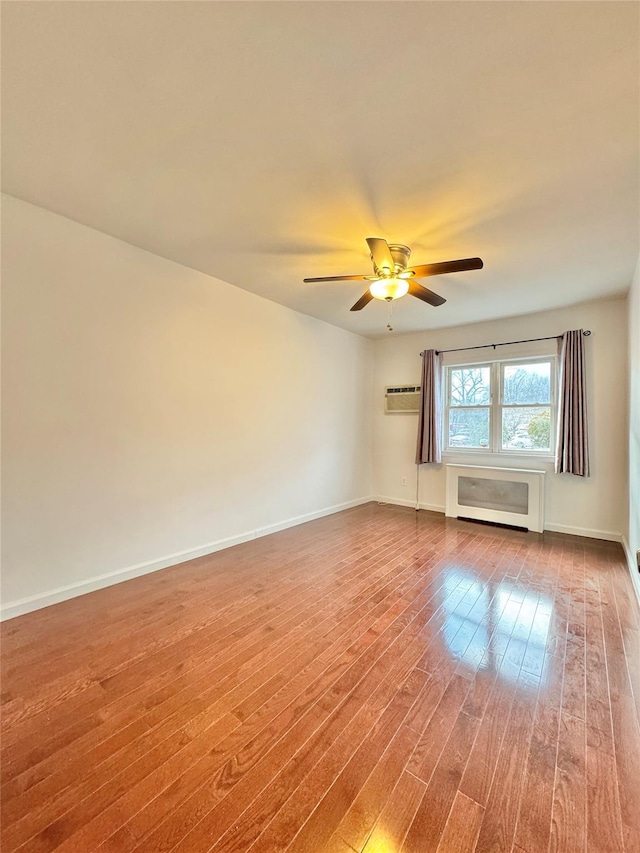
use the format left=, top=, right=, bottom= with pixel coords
left=440, top=568, right=553, bottom=686
left=361, top=829, right=396, bottom=853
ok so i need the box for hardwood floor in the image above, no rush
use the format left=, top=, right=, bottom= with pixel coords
left=2, top=503, right=639, bottom=853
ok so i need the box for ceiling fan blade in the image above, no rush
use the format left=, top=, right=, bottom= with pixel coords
left=366, top=237, right=395, bottom=274
left=303, top=274, right=370, bottom=283
left=350, top=290, right=374, bottom=311
left=408, top=281, right=446, bottom=307
left=410, top=257, right=484, bottom=278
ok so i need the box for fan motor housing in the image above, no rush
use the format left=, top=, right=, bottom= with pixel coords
left=372, top=243, right=411, bottom=276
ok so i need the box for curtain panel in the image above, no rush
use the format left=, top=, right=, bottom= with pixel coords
left=415, top=349, right=443, bottom=464
left=556, top=329, right=590, bottom=477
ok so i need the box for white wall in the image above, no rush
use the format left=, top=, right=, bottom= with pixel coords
left=627, top=257, right=640, bottom=588
left=373, top=298, right=629, bottom=541
left=1, top=196, right=374, bottom=617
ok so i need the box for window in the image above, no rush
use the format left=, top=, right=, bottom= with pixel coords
left=445, top=358, right=555, bottom=454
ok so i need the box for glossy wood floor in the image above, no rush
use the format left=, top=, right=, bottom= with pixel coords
left=2, top=504, right=640, bottom=853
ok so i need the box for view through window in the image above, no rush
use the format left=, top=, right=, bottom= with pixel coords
left=446, top=358, right=554, bottom=454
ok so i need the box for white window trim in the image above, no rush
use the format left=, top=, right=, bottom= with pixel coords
left=443, top=355, right=557, bottom=458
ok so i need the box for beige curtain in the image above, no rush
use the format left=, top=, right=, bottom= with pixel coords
left=556, top=329, right=590, bottom=477
left=415, top=349, right=443, bottom=464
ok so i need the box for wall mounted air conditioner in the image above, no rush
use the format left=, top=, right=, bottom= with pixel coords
left=385, top=385, right=421, bottom=414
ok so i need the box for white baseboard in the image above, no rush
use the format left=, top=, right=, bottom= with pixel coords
left=543, top=522, right=623, bottom=543
left=252, top=496, right=374, bottom=537
left=0, top=496, right=375, bottom=622
left=375, top=495, right=446, bottom=514
left=622, top=536, right=640, bottom=608
left=376, top=497, right=626, bottom=546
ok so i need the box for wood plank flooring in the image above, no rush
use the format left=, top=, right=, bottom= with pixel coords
left=2, top=503, right=639, bottom=852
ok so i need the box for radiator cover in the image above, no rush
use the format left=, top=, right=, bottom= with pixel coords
left=445, top=464, right=545, bottom=532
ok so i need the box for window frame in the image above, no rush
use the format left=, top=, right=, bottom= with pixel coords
left=444, top=356, right=556, bottom=457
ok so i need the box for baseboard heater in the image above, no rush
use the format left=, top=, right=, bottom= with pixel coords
left=445, top=464, right=545, bottom=533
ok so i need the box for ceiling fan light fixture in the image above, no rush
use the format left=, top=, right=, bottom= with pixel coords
left=305, top=237, right=482, bottom=312
left=369, top=277, right=410, bottom=301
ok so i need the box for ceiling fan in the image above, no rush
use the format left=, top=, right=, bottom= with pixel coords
left=304, top=237, right=483, bottom=311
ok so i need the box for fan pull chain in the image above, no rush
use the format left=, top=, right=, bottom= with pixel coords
left=386, top=300, right=393, bottom=332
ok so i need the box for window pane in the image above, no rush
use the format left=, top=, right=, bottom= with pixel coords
left=449, top=408, right=490, bottom=448
left=503, top=362, right=550, bottom=404
left=449, top=366, right=490, bottom=406
left=502, top=407, right=551, bottom=450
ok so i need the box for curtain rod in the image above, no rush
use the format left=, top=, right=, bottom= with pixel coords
left=420, top=330, right=591, bottom=357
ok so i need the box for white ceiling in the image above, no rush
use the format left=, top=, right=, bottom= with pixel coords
left=2, top=2, right=638, bottom=338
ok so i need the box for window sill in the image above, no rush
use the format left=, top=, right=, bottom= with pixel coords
left=442, top=449, right=556, bottom=464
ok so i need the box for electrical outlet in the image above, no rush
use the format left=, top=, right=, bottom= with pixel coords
left=401, top=477, right=407, bottom=486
